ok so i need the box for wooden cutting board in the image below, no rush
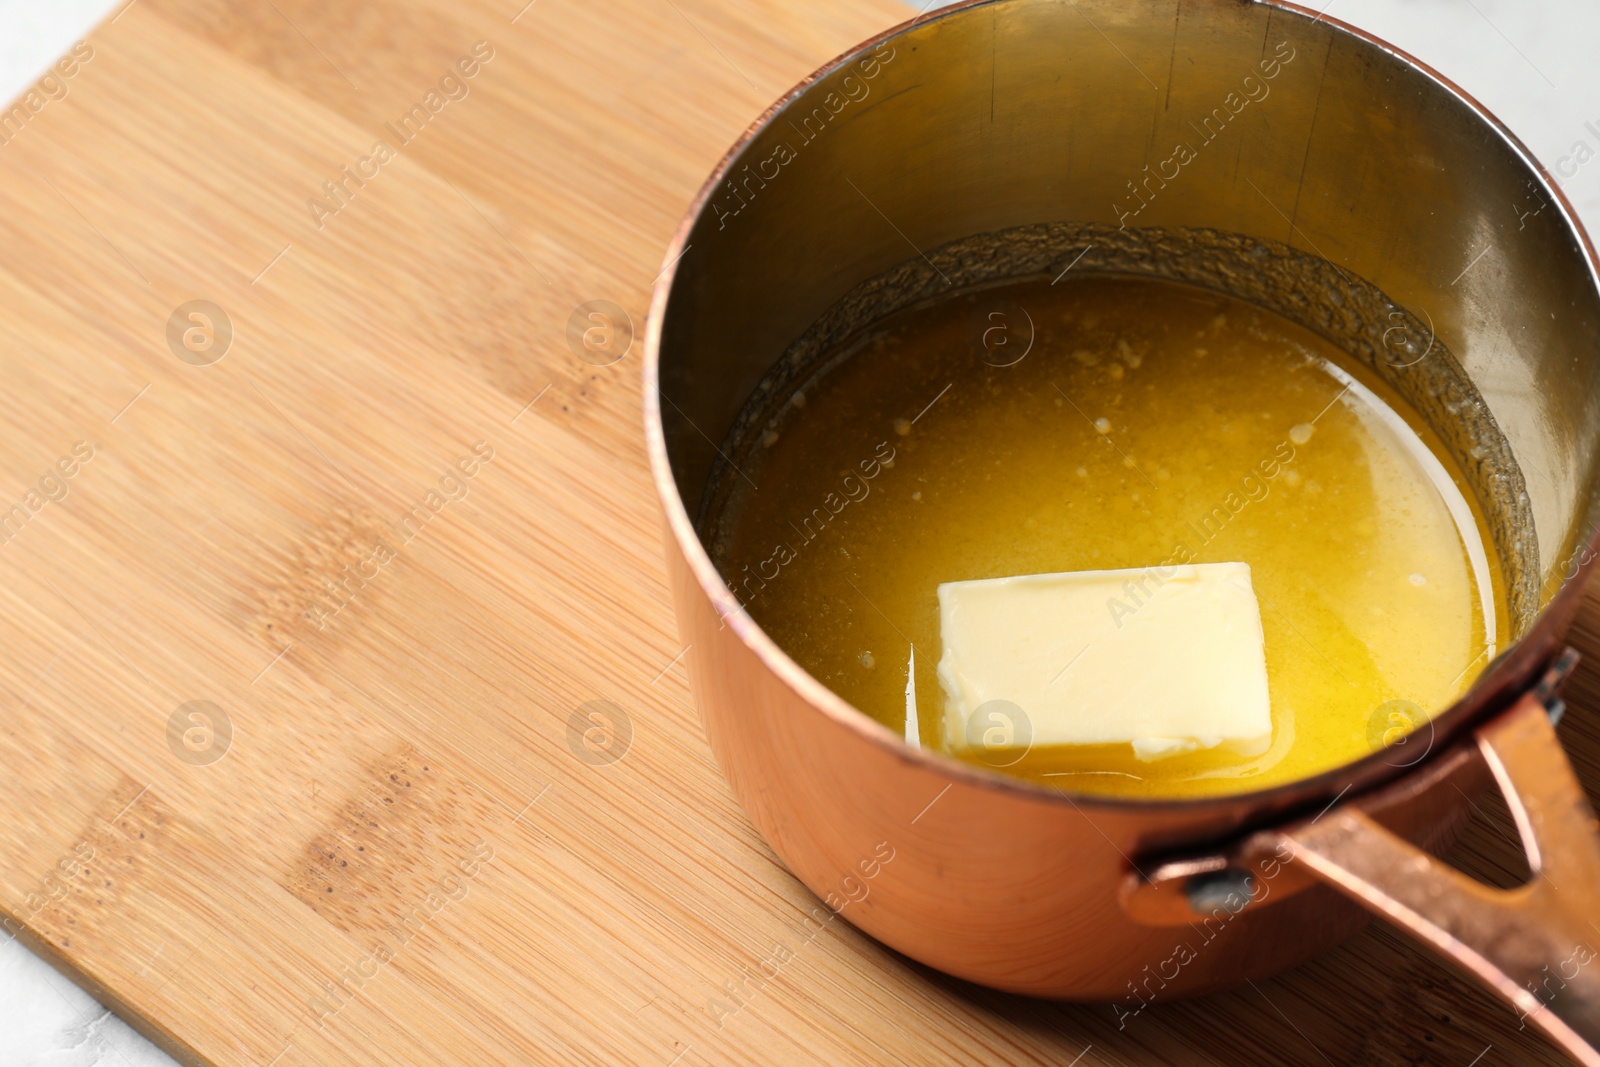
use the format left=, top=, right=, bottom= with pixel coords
left=2, top=0, right=1598, bottom=1064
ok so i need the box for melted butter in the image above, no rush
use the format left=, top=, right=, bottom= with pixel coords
left=719, top=276, right=1504, bottom=797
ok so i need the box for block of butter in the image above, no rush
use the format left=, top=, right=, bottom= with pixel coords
left=936, top=562, right=1273, bottom=761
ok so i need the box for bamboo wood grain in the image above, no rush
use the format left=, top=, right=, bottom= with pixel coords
left=0, top=0, right=1594, bottom=1063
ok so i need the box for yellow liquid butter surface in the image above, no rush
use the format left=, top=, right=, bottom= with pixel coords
left=720, top=276, right=1504, bottom=797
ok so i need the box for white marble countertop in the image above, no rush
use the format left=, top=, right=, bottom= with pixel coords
left=2, top=0, right=1597, bottom=1063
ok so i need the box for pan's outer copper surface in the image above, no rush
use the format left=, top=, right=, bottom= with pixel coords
left=644, top=0, right=1600, bottom=1055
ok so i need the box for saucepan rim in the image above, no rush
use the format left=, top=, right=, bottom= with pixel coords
left=642, top=0, right=1600, bottom=820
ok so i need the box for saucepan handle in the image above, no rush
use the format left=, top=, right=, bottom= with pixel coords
left=1278, top=650, right=1600, bottom=1066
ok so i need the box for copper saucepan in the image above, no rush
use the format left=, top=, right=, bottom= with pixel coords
left=643, top=0, right=1600, bottom=1060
